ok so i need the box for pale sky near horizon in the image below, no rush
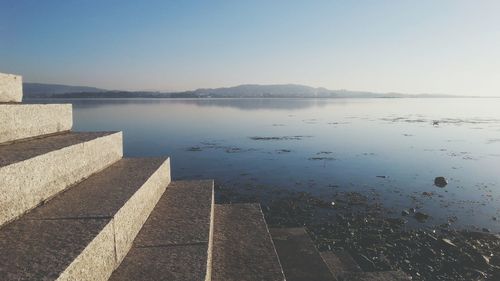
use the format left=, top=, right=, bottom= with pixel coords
left=1, top=0, right=499, bottom=96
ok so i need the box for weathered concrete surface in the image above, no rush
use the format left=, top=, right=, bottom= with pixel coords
left=109, top=180, right=214, bottom=281
left=0, top=218, right=115, bottom=281
left=0, top=157, right=171, bottom=280
left=109, top=244, right=209, bottom=281
left=212, top=203, right=285, bottom=281
left=320, top=251, right=361, bottom=280
left=25, top=157, right=171, bottom=266
left=0, top=131, right=123, bottom=227
left=342, top=271, right=412, bottom=281
left=134, top=180, right=214, bottom=246
left=0, top=73, right=22, bottom=102
left=0, top=104, right=72, bottom=144
left=270, top=227, right=336, bottom=281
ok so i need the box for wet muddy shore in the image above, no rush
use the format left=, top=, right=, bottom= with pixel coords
left=217, top=186, right=500, bottom=281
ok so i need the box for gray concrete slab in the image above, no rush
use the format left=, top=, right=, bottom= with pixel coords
left=0, top=73, right=22, bottom=102
left=0, top=131, right=123, bottom=226
left=270, top=227, right=336, bottom=281
left=0, top=131, right=116, bottom=166
left=109, top=244, right=209, bottom=281
left=212, top=203, right=285, bottom=281
left=342, top=271, right=412, bottom=281
left=109, top=180, right=214, bottom=281
left=320, top=251, right=361, bottom=279
left=0, top=218, right=114, bottom=281
left=134, top=179, right=214, bottom=246
left=0, top=157, right=170, bottom=280
left=25, top=158, right=168, bottom=220
left=0, top=103, right=72, bottom=144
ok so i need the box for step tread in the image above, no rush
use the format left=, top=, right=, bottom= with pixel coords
left=0, top=218, right=112, bottom=281
left=341, top=271, right=412, bottom=281
left=320, top=251, right=362, bottom=279
left=25, top=158, right=167, bottom=220
left=0, top=131, right=118, bottom=166
left=270, top=227, right=336, bottom=281
left=212, top=203, right=285, bottom=281
left=109, top=180, right=214, bottom=281
left=0, top=158, right=169, bottom=280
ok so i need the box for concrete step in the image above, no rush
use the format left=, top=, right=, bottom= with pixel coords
left=341, top=271, right=412, bottom=281
left=212, top=203, right=285, bottom=281
left=270, top=227, right=337, bottom=281
left=0, top=73, right=22, bottom=102
left=321, top=251, right=411, bottom=281
left=320, top=251, right=362, bottom=279
left=0, top=157, right=170, bottom=281
left=109, top=180, right=214, bottom=281
left=0, top=103, right=72, bottom=144
left=0, top=131, right=123, bottom=227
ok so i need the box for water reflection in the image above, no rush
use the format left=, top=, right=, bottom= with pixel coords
left=27, top=98, right=500, bottom=232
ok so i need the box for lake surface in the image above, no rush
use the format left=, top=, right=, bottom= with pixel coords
left=32, top=98, right=500, bottom=232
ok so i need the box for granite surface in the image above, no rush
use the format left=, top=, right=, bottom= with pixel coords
left=0, top=73, right=22, bottom=102
left=212, top=203, right=285, bottom=281
left=0, top=103, right=72, bottom=144
left=270, top=227, right=336, bottom=281
left=110, top=180, right=214, bottom=281
left=0, top=131, right=123, bottom=226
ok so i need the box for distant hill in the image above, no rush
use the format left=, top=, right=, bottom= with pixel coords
left=23, top=83, right=460, bottom=99
left=23, top=83, right=105, bottom=98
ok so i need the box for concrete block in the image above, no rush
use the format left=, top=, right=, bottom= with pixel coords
left=112, top=158, right=171, bottom=264
left=270, top=227, right=336, bottom=281
left=109, top=180, right=214, bottom=281
left=109, top=245, right=209, bottom=281
left=212, top=204, right=286, bottom=281
left=0, top=73, right=22, bottom=102
left=0, top=104, right=73, bottom=144
left=0, top=218, right=115, bottom=281
left=0, top=157, right=171, bottom=280
left=320, top=250, right=361, bottom=280
left=0, top=131, right=123, bottom=226
left=342, top=271, right=412, bottom=281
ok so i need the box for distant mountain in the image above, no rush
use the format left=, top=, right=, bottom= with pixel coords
left=23, top=83, right=460, bottom=99
left=23, top=83, right=105, bottom=98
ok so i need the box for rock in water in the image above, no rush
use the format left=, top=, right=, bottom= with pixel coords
left=434, top=176, right=448, bottom=187
left=414, top=212, right=429, bottom=222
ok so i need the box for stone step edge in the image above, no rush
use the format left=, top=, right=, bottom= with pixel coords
left=0, top=131, right=123, bottom=227
left=212, top=203, right=286, bottom=281
left=206, top=182, right=215, bottom=281
left=108, top=179, right=213, bottom=281
left=47, top=157, right=171, bottom=280
left=0, top=103, right=73, bottom=144
left=0, top=72, right=22, bottom=102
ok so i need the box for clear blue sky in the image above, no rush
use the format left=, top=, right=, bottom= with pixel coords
left=1, top=0, right=499, bottom=96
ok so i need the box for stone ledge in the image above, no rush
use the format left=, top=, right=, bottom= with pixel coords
left=0, top=131, right=123, bottom=226
left=0, top=73, right=22, bottom=102
left=212, top=203, right=285, bottom=281
left=0, top=157, right=171, bottom=280
left=0, top=103, right=73, bottom=144
left=109, top=179, right=214, bottom=281
left=270, top=227, right=336, bottom=281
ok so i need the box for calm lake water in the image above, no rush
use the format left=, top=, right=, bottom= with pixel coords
left=32, top=98, right=500, bottom=232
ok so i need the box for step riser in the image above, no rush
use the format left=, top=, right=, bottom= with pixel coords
left=56, top=221, right=116, bottom=281
left=113, top=158, right=171, bottom=264
left=56, top=158, right=171, bottom=281
left=0, top=73, right=22, bottom=102
left=205, top=190, right=215, bottom=281
left=0, top=132, right=123, bottom=226
left=0, top=104, right=73, bottom=144
left=108, top=180, right=213, bottom=281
